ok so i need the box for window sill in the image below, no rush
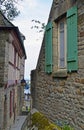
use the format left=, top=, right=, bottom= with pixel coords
left=52, top=69, right=67, bottom=78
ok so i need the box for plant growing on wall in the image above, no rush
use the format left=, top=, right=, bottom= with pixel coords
left=31, top=112, right=62, bottom=130
left=31, top=112, right=74, bottom=130
left=62, top=125, right=74, bottom=130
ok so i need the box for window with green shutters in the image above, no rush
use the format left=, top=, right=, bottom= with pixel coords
left=45, top=22, right=53, bottom=73
left=45, top=6, right=78, bottom=75
left=67, top=6, right=78, bottom=72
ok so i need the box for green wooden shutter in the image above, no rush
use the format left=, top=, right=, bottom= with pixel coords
left=45, top=22, right=52, bottom=73
left=67, top=6, right=78, bottom=72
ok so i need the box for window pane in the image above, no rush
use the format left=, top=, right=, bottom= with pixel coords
left=59, top=21, right=65, bottom=68
left=60, top=22, right=64, bottom=30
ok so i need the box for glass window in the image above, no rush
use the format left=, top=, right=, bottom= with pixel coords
left=58, top=19, right=66, bottom=69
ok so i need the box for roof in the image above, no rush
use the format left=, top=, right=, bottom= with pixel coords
left=0, top=10, right=27, bottom=59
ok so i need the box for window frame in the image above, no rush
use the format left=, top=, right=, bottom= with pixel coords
left=58, top=18, right=67, bottom=70
left=45, top=6, right=77, bottom=77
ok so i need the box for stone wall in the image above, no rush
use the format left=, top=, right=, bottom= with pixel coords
left=0, top=30, right=8, bottom=130
left=0, top=88, right=4, bottom=130
left=0, top=31, right=8, bottom=86
left=0, top=28, right=25, bottom=130
left=31, top=1, right=84, bottom=130
left=31, top=70, right=37, bottom=108
left=20, top=56, right=25, bottom=80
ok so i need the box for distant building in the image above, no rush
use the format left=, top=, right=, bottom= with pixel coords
left=31, top=0, right=84, bottom=130
left=0, top=11, right=26, bottom=130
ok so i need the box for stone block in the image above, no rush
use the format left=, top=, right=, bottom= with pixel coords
left=56, top=87, right=64, bottom=93
left=78, top=56, right=84, bottom=69
left=80, top=78, right=84, bottom=84
left=53, top=69, right=67, bottom=78
left=59, top=81, right=65, bottom=86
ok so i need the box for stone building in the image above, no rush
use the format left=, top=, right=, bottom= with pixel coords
left=31, top=0, right=84, bottom=130
left=0, top=11, right=26, bottom=130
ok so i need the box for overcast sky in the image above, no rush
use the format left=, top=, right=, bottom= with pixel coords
left=13, top=0, right=52, bottom=79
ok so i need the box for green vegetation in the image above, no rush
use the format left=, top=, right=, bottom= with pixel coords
left=62, top=125, right=74, bottom=130
left=31, top=20, right=45, bottom=33
left=31, top=112, right=74, bottom=130
left=0, top=0, right=22, bottom=20
left=32, top=112, right=61, bottom=130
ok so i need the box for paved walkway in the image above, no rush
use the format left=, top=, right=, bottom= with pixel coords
left=10, top=116, right=27, bottom=130
left=10, top=97, right=31, bottom=130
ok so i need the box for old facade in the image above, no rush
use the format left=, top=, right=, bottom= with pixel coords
left=0, top=11, right=26, bottom=130
left=31, top=0, right=84, bottom=130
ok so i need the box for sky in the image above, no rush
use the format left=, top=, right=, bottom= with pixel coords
left=13, top=0, right=53, bottom=79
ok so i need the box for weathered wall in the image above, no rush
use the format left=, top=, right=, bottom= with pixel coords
left=31, top=70, right=37, bottom=108
left=0, top=26, right=25, bottom=130
left=0, top=30, right=8, bottom=130
left=20, top=56, right=25, bottom=80
left=0, top=88, right=4, bottom=130
left=31, top=0, right=84, bottom=130
left=0, top=31, right=8, bottom=86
